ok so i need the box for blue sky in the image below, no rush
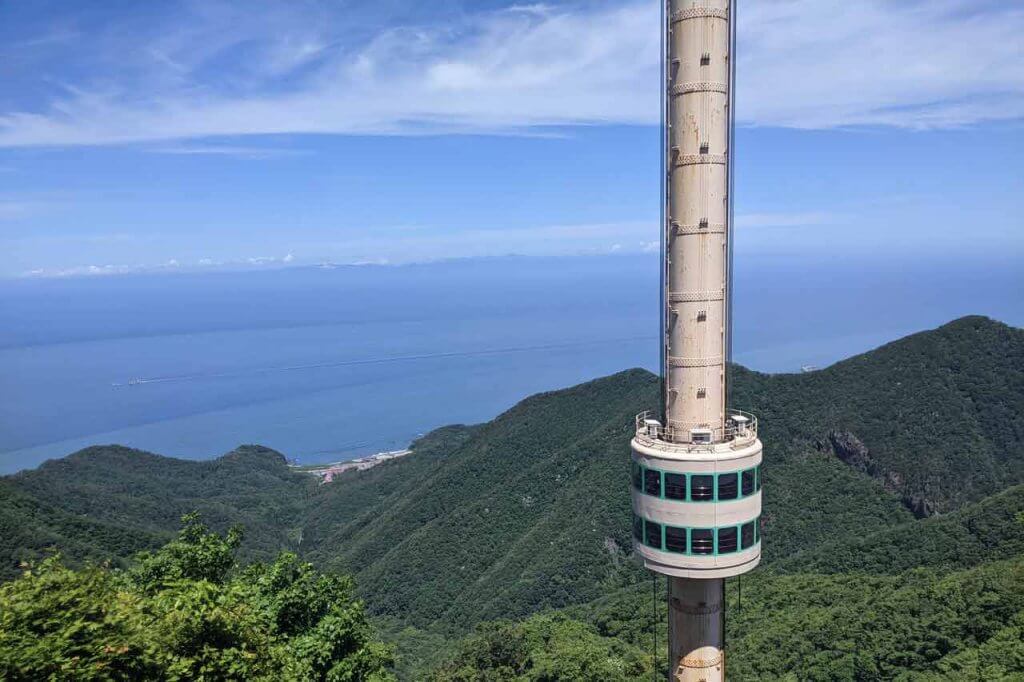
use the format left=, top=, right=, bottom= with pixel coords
left=0, top=0, right=1021, bottom=278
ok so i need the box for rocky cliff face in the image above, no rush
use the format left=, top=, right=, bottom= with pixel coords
left=820, top=430, right=934, bottom=518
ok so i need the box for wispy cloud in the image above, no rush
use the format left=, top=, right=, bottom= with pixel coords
left=145, top=144, right=309, bottom=159
left=24, top=260, right=182, bottom=279
left=0, top=0, right=1020, bottom=148
left=740, top=0, right=1024, bottom=129
left=19, top=220, right=658, bottom=277
left=22, top=252, right=299, bottom=278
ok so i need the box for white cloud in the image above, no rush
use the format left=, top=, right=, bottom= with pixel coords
left=739, top=0, right=1024, bottom=129
left=145, top=144, right=308, bottom=159
left=0, top=0, right=1019, bottom=148
left=22, top=252, right=299, bottom=278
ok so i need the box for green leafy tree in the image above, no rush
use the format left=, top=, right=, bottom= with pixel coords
left=427, top=613, right=653, bottom=681
left=0, top=514, right=393, bottom=681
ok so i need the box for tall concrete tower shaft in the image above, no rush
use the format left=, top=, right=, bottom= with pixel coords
left=665, top=0, right=731, bottom=437
left=630, top=2, right=762, bottom=681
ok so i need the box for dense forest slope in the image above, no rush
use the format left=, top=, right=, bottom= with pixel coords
left=312, top=316, right=1023, bottom=630
left=419, top=485, right=1024, bottom=681
left=772, top=483, right=1024, bottom=575
left=2, top=316, right=1022, bottom=655
left=733, top=315, right=1024, bottom=516
left=1, top=445, right=315, bottom=577
left=416, top=476, right=1024, bottom=679
left=311, top=368, right=910, bottom=630
left=549, top=554, right=1024, bottom=681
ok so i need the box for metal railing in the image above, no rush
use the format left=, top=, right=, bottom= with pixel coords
left=634, top=409, right=758, bottom=449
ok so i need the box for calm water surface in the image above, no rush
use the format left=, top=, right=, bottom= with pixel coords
left=1, top=254, right=1020, bottom=473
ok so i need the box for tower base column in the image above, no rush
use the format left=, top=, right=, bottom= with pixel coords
left=668, top=577, right=725, bottom=682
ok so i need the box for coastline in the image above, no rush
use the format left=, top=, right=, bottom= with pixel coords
left=292, top=449, right=413, bottom=483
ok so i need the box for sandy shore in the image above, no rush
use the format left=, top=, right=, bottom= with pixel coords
left=297, top=449, right=413, bottom=483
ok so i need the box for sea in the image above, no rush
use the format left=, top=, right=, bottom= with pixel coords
left=1, top=253, right=1021, bottom=474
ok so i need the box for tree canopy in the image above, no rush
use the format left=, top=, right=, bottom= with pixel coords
left=0, top=514, right=393, bottom=681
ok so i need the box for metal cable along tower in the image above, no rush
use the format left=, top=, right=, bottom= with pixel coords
left=630, top=1, right=761, bottom=680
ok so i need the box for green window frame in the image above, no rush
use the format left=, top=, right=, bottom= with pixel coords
left=690, top=474, right=715, bottom=501
left=631, top=462, right=763, bottom=502
left=633, top=515, right=761, bottom=556
left=644, top=469, right=662, bottom=497
left=741, top=468, right=755, bottom=496
left=718, top=526, right=738, bottom=554
left=665, top=472, right=687, bottom=500
left=741, top=520, right=755, bottom=549
left=644, top=519, right=663, bottom=549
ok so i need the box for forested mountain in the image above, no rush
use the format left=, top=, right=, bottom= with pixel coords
left=732, top=315, right=1024, bottom=516
left=549, top=554, right=1024, bottom=681
left=312, top=316, right=1023, bottom=631
left=1, top=315, right=1022, bottom=680
left=772, top=483, right=1024, bottom=575
left=1, top=444, right=315, bottom=577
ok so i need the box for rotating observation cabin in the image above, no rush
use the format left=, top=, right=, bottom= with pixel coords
left=629, top=1, right=761, bottom=680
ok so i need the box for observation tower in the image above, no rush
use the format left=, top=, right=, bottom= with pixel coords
left=629, top=1, right=762, bottom=680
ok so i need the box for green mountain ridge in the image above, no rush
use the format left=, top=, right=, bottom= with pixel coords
left=772, top=482, right=1024, bottom=575
left=732, top=315, right=1024, bottom=516
left=1, top=444, right=316, bottom=575
left=2, top=315, right=1023, bottom=679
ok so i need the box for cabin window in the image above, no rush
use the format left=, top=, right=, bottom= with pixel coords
left=665, top=473, right=687, bottom=500
left=701, top=53, right=711, bottom=66
left=645, top=520, right=663, bottom=549
left=700, top=142, right=710, bottom=154
left=718, top=527, right=738, bottom=554
left=741, top=521, right=755, bottom=549
left=697, top=310, right=707, bottom=322
left=644, top=469, right=662, bottom=497
left=691, top=529, right=714, bottom=555
left=696, top=388, right=707, bottom=399
left=742, top=469, right=755, bottom=496
left=690, top=475, right=714, bottom=501
left=666, top=527, right=688, bottom=553
left=717, top=473, right=738, bottom=500
left=755, top=466, right=762, bottom=491
left=633, top=515, right=644, bottom=541
left=631, top=462, right=642, bottom=490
